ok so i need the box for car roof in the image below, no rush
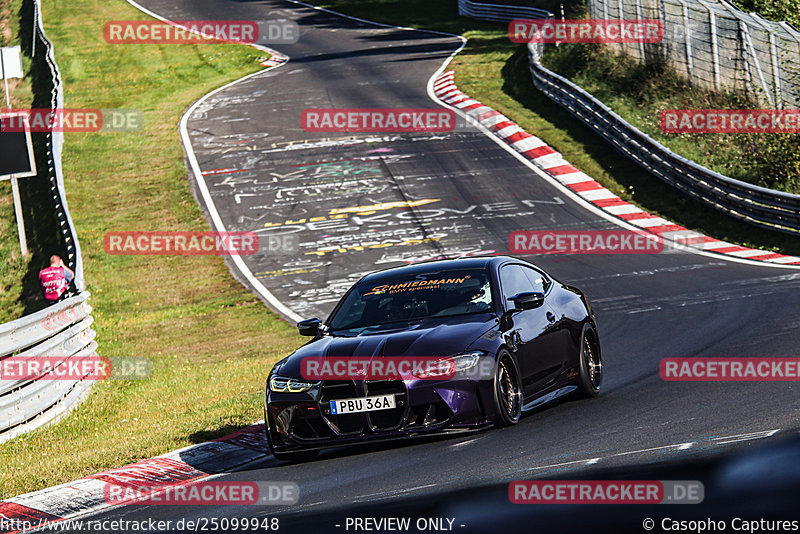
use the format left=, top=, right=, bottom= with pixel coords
left=358, top=255, right=525, bottom=284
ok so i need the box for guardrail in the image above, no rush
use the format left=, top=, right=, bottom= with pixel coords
left=457, top=0, right=551, bottom=22
left=527, top=43, right=800, bottom=235
left=456, top=0, right=800, bottom=235
left=0, top=0, right=96, bottom=444
left=0, top=293, right=96, bottom=443
left=33, top=0, right=86, bottom=288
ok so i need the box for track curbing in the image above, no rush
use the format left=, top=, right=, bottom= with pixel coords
left=432, top=70, right=800, bottom=267
left=0, top=425, right=270, bottom=533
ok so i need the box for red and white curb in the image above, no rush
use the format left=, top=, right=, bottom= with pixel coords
left=433, top=70, right=800, bottom=266
left=0, top=425, right=269, bottom=533
left=261, top=52, right=289, bottom=67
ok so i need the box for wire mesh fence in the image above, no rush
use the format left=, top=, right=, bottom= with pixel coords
left=587, top=0, right=800, bottom=108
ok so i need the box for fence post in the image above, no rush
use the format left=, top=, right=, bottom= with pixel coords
left=751, top=16, right=784, bottom=109
left=617, top=0, right=625, bottom=56
left=769, top=31, right=782, bottom=108
left=636, top=0, right=646, bottom=61
left=779, top=22, right=800, bottom=108
left=680, top=0, right=694, bottom=81
left=708, top=8, right=721, bottom=90
left=740, top=19, right=775, bottom=106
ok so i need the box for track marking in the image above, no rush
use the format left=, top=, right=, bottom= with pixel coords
left=126, top=0, right=300, bottom=322
left=504, top=429, right=783, bottom=479
left=711, top=429, right=780, bottom=444
left=449, top=437, right=481, bottom=448
left=523, top=458, right=602, bottom=472
left=353, top=483, right=439, bottom=502
left=612, top=442, right=695, bottom=457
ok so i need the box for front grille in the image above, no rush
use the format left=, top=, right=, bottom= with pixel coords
left=317, top=380, right=410, bottom=435
left=319, top=380, right=365, bottom=435
left=365, top=380, right=408, bottom=431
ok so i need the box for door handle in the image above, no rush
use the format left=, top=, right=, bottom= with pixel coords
left=546, top=311, right=556, bottom=323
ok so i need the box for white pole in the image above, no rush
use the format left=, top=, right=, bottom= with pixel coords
left=32, top=6, right=36, bottom=58
left=709, top=8, right=720, bottom=90
left=10, top=176, right=29, bottom=256
left=1, top=50, right=10, bottom=109
left=681, top=1, right=694, bottom=81
left=636, top=0, right=645, bottom=61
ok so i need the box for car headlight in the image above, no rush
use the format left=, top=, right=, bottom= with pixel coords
left=269, top=375, right=316, bottom=393
left=415, top=351, right=484, bottom=378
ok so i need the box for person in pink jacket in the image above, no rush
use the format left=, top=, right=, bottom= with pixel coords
left=39, top=255, right=75, bottom=301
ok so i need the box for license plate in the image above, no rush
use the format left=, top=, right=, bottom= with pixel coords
left=329, top=394, right=396, bottom=415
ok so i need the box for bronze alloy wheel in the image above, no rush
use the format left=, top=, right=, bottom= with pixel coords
left=494, top=354, right=522, bottom=426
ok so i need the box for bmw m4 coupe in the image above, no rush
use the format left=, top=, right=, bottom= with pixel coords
left=265, top=256, right=602, bottom=461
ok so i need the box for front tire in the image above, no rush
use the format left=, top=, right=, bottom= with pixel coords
left=492, top=352, right=522, bottom=427
left=576, top=325, right=602, bottom=398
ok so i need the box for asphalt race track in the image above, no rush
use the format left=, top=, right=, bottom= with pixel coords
left=75, top=0, right=800, bottom=530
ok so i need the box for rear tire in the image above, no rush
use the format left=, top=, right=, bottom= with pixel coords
left=492, top=352, right=522, bottom=427
left=576, top=326, right=602, bottom=398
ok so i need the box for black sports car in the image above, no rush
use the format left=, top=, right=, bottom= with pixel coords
left=264, top=256, right=602, bottom=461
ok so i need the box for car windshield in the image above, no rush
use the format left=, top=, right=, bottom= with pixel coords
left=328, top=269, right=493, bottom=331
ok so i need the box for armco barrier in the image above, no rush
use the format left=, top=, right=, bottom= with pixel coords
left=33, top=0, right=86, bottom=288
left=457, top=0, right=551, bottom=23
left=0, top=0, right=95, bottom=444
left=455, top=0, right=800, bottom=235
left=0, top=293, right=97, bottom=443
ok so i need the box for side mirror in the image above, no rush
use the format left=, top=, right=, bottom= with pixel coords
left=297, top=317, right=322, bottom=336
left=510, top=292, right=545, bottom=311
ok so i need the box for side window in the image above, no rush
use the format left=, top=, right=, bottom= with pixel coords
left=521, top=266, right=550, bottom=293
left=499, top=265, right=534, bottom=308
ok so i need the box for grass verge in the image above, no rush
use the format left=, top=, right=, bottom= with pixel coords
left=303, top=0, right=800, bottom=255
left=0, top=0, right=302, bottom=499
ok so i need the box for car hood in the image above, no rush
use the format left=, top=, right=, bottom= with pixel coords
left=275, top=314, right=497, bottom=378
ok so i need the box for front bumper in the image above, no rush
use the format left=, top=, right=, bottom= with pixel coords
left=265, top=378, right=490, bottom=452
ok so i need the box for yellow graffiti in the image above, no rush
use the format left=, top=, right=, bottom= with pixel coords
left=303, top=236, right=442, bottom=256
left=262, top=199, right=440, bottom=228
left=329, top=199, right=440, bottom=216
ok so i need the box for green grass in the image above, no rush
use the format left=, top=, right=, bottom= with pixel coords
left=0, top=0, right=302, bottom=499
left=304, top=0, right=800, bottom=255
